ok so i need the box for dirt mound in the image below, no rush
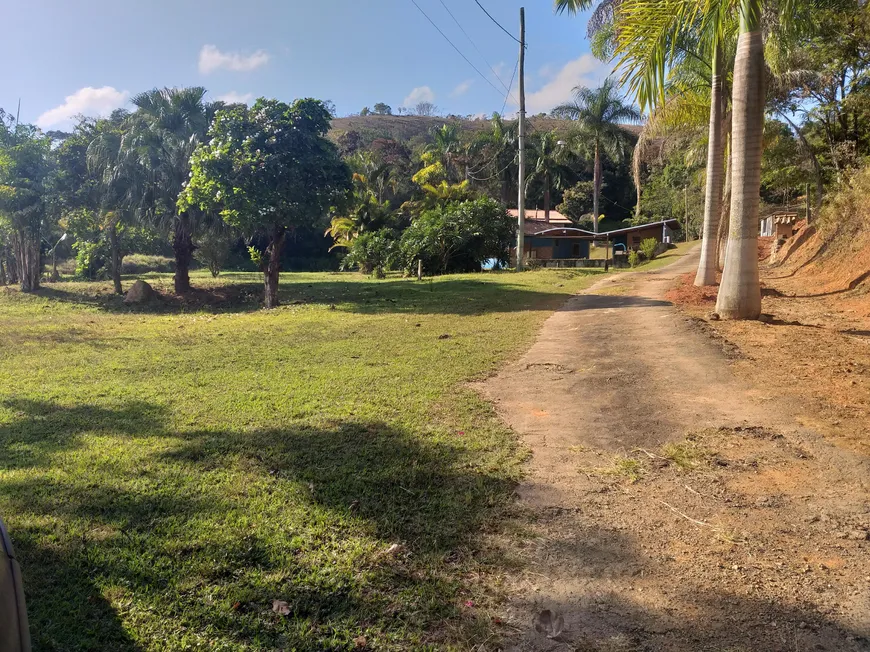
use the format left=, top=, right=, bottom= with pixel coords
left=665, top=272, right=719, bottom=307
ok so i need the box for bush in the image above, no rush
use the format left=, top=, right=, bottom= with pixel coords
left=628, top=250, right=642, bottom=268
left=121, top=255, right=175, bottom=275
left=194, top=231, right=235, bottom=277
left=639, top=238, right=659, bottom=261
left=342, top=229, right=396, bottom=278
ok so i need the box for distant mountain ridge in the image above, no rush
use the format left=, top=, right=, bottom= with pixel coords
left=329, top=114, right=642, bottom=148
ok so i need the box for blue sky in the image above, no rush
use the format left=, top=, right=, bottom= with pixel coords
left=4, top=0, right=612, bottom=131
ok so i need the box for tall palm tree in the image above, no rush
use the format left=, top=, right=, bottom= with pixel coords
left=527, top=131, right=573, bottom=221
left=612, top=0, right=735, bottom=286
left=554, top=78, right=641, bottom=232
left=124, top=87, right=220, bottom=294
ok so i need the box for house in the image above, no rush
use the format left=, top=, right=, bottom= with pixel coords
left=507, top=210, right=679, bottom=268
left=760, top=211, right=799, bottom=239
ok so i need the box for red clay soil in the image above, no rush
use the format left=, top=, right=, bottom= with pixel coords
left=669, top=224, right=870, bottom=457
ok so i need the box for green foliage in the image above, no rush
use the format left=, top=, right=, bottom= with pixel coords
left=181, top=98, right=350, bottom=239
left=342, top=228, right=396, bottom=277
left=557, top=180, right=596, bottom=222
left=372, top=102, right=392, bottom=116
left=628, top=250, right=642, bottom=268
left=639, top=237, right=659, bottom=261
left=398, top=197, right=513, bottom=274
left=194, top=230, right=236, bottom=277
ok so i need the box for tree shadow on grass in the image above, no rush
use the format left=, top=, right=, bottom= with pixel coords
left=0, top=398, right=168, bottom=470
left=31, top=274, right=596, bottom=317
left=0, top=400, right=517, bottom=650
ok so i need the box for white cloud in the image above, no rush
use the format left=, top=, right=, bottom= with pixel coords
left=198, top=44, right=270, bottom=74
left=450, top=80, right=473, bottom=97
left=36, top=86, right=130, bottom=128
left=402, top=86, right=435, bottom=108
left=522, top=55, right=613, bottom=114
left=216, top=91, right=253, bottom=104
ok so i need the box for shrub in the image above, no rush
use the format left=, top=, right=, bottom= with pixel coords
left=628, top=250, right=642, bottom=268
left=121, top=255, right=175, bottom=275
left=194, top=231, right=236, bottom=277
left=342, top=229, right=396, bottom=278
left=639, top=237, right=659, bottom=261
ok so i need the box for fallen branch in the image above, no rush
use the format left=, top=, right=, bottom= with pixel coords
left=656, top=499, right=714, bottom=529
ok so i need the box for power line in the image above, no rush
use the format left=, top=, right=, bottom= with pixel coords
left=436, top=0, right=518, bottom=104
left=473, top=0, right=523, bottom=46
left=408, top=0, right=507, bottom=99
left=501, top=60, right=519, bottom=116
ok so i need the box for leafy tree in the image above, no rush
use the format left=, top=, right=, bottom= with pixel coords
left=425, top=124, right=462, bottom=182
left=554, top=79, right=640, bottom=232
left=397, top=197, right=512, bottom=274
left=180, top=98, right=351, bottom=308
left=0, top=112, right=53, bottom=291
left=360, top=107, right=371, bottom=116
left=557, top=180, right=596, bottom=224
left=372, top=103, right=393, bottom=116
left=337, top=130, right=364, bottom=157
left=126, top=87, right=221, bottom=294
left=469, top=112, right=518, bottom=205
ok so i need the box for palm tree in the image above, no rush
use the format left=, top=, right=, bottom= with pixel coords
left=554, top=79, right=641, bottom=232
left=469, top=113, right=518, bottom=205
left=426, top=124, right=462, bottom=182
left=124, top=87, right=219, bottom=294
left=86, top=112, right=145, bottom=295
left=611, top=0, right=735, bottom=286
left=527, top=131, right=572, bottom=221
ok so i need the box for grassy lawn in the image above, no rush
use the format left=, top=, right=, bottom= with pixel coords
left=0, top=268, right=601, bottom=651
left=621, top=240, right=700, bottom=272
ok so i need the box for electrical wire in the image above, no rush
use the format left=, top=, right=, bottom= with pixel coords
left=472, top=0, right=523, bottom=46
left=468, top=154, right=517, bottom=182
left=408, top=0, right=507, bottom=98
left=501, top=60, right=519, bottom=116
left=436, top=0, right=518, bottom=104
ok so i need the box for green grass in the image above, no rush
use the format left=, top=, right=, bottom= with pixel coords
left=0, top=268, right=601, bottom=651
left=628, top=240, right=700, bottom=272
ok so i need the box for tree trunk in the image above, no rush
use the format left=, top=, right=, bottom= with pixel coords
left=173, top=216, right=195, bottom=294
left=544, top=172, right=551, bottom=222
left=593, top=142, right=601, bottom=233
left=717, top=130, right=733, bottom=271
left=263, top=227, right=286, bottom=309
left=0, top=258, right=7, bottom=286
left=695, top=41, right=726, bottom=287
left=13, top=231, right=41, bottom=292
left=108, top=217, right=123, bottom=295
left=716, top=4, right=764, bottom=320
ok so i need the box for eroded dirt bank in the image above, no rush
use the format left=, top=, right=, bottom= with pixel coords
left=480, top=250, right=870, bottom=651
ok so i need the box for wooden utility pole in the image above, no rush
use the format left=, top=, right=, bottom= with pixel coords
left=516, top=7, right=526, bottom=271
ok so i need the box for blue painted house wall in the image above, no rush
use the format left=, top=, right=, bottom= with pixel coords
left=527, top=238, right=590, bottom=259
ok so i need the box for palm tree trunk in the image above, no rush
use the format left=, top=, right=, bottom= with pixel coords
left=717, top=137, right=732, bottom=272
left=695, top=41, right=725, bottom=287
left=173, top=216, right=195, bottom=294
left=107, top=214, right=123, bottom=295
left=263, top=226, right=286, bottom=309
left=593, top=141, right=601, bottom=233
left=544, top=172, right=551, bottom=222
left=716, top=2, right=764, bottom=320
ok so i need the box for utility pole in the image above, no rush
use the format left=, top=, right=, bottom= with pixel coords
left=516, top=7, right=526, bottom=271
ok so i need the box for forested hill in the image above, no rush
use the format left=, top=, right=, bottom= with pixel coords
left=329, top=114, right=643, bottom=148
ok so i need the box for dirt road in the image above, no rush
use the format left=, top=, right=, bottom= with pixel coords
left=480, top=249, right=870, bottom=651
